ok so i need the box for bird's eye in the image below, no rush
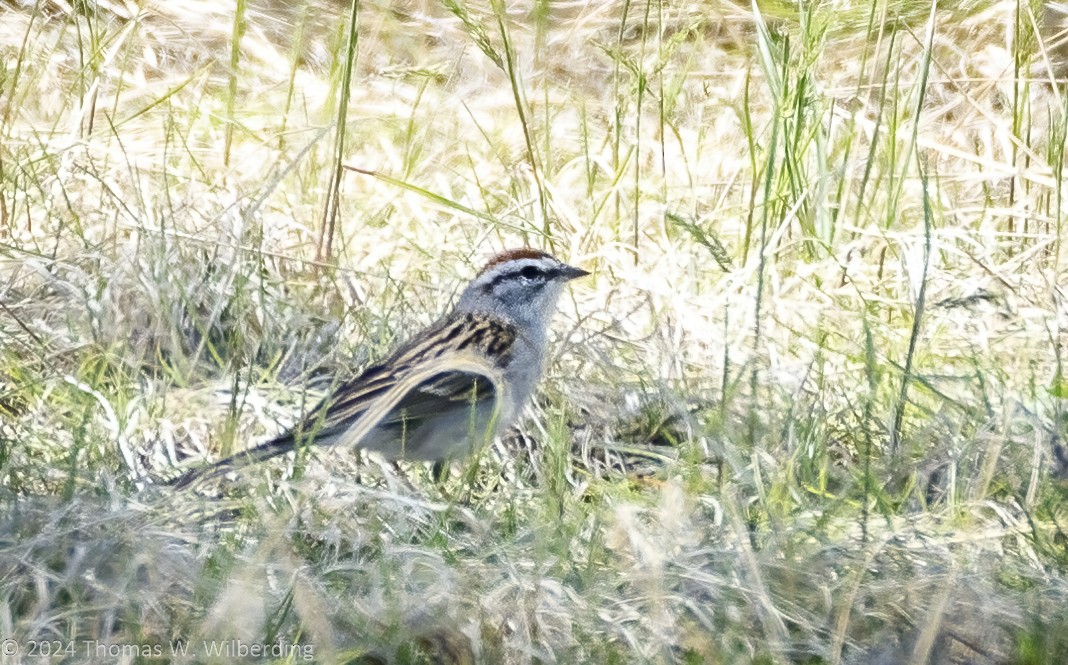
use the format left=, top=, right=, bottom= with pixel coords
left=519, top=265, right=542, bottom=280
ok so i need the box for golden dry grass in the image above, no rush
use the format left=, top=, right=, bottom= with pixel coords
left=2, top=0, right=1068, bottom=662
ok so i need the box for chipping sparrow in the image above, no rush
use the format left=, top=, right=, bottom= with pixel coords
left=171, top=248, right=588, bottom=487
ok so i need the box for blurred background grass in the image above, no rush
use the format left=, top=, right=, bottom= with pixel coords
left=2, top=0, right=1068, bottom=662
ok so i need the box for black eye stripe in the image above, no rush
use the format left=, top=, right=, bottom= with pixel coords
left=486, top=263, right=553, bottom=289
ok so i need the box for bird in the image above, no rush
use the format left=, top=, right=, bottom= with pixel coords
left=169, top=248, right=588, bottom=488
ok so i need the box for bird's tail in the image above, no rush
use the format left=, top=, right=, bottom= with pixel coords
left=166, top=433, right=300, bottom=489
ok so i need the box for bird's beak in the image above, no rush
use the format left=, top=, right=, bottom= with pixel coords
left=559, top=264, right=590, bottom=281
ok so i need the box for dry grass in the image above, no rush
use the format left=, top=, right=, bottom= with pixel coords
left=2, top=0, right=1068, bottom=662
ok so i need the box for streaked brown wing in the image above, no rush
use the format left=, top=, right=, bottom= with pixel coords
left=297, top=312, right=517, bottom=443
left=372, top=368, right=497, bottom=433
left=288, top=367, right=493, bottom=443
